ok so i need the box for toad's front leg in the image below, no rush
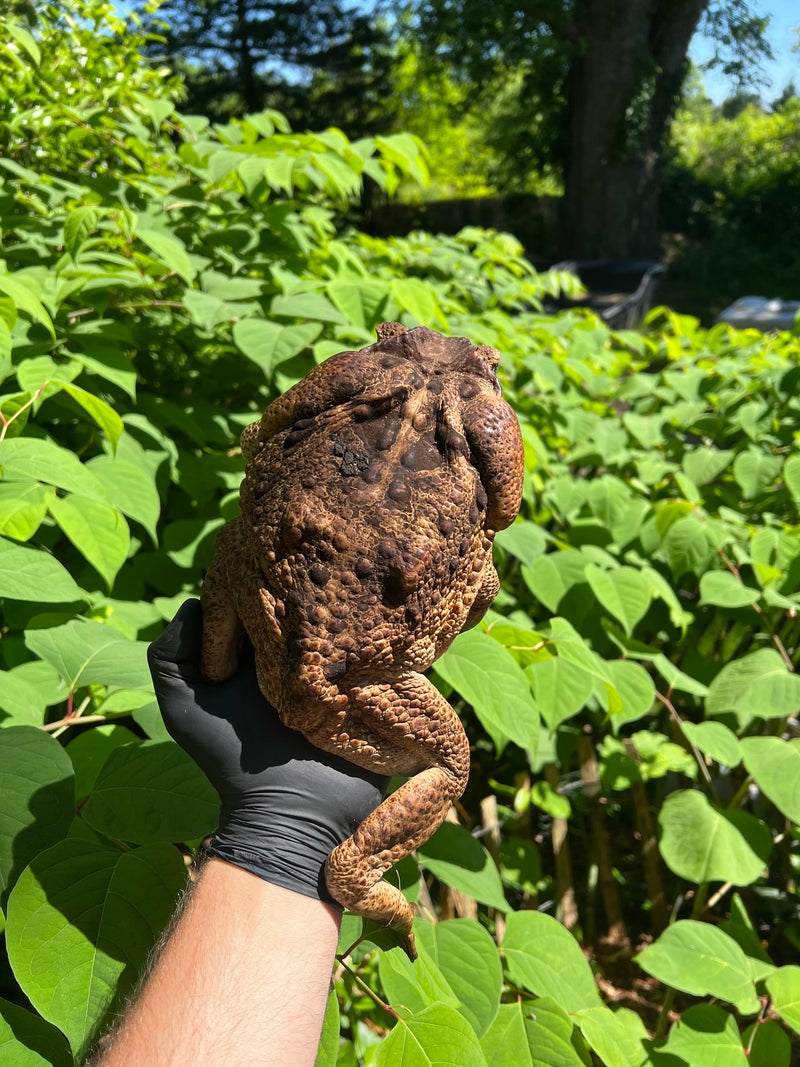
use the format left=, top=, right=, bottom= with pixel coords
left=290, top=669, right=470, bottom=960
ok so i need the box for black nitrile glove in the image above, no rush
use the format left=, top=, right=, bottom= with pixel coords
left=147, top=599, right=388, bottom=905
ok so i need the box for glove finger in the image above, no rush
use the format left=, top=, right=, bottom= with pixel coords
left=147, top=598, right=204, bottom=688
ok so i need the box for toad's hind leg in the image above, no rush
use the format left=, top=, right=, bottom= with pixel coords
left=313, top=671, right=470, bottom=958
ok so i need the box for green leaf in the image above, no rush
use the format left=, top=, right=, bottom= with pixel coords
left=636, top=920, right=759, bottom=1014
left=784, top=455, right=800, bottom=502
left=699, top=571, right=760, bottom=608
left=705, top=649, right=800, bottom=727
left=0, top=998, right=71, bottom=1067
left=435, top=629, right=539, bottom=752
left=683, top=447, right=735, bottom=486
left=232, top=318, right=322, bottom=378
left=24, top=618, right=151, bottom=690
left=417, top=822, right=507, bottom=912
left=530, top=780, right=571, bottom=819
left=81, top=740, right=219, bottom=844
left=657, top=789, right=771, bottom=885
left=376, top=1003, right=488, bottom=1067
left=766, top=965, right=800, bottom=1036
left=270, top=290, right=348, bottom=324
left=502, top=911, right=602, bottom=1014
left=740, top=737, right=800, bottom=824
left=0, top=438, right=109, bottom=503
left=743, top=1019, right=791, bottom=1067
left=0, top=482, right=55, bottom=541
left=137, top=228, right=195, bottom=283
left=60, top=383, right=124, bottom=450
left=5, top=839, right=187, bottom=1060
left=314, top=990, right=340, bottom=1067
left=389, top=278, right=445, bottom=328
left=66, top=724, right=140, bottom=801
left=585, top=564, right=651, bottom=635
left=63, top=206, right=99, bottom=261
left=0, top=541, right=86, bottom=602
left=414, top=919, right=503, bottom=1038
left=604, top=659, right=655, bottom=727
left=681, top=721, right=741, bottom=767
left=480, top=1002, right=532, bottom=1067
left=48, top=493, right=130, bottom=589
left=379, top=937, right=460, bottom=1016
left=0, top=274, right=54, bottom=338
left=0, top=669, right=47, bottom=726
left=327, top=278, right=388, bottom=328
left=85, top=454, right=162, bottom=544
left=0, top=727, right=74, bottom=906
left=522, top=997, right=588, bottom=1067
left=574, top=1006, right=646, bottom=1067
left=663, top=1004, right=747, bottom=1067
left=733, top=450, right=782, bottom=499
left=528, top=656, right=592, bottom=731
left=5, top=20, right=42, bottom=65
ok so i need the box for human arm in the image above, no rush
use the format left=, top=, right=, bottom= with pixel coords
left=92, top=599, right=386, bottom=1066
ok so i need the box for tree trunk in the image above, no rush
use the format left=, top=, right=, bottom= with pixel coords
left=559, top=0, right=707, bottom=259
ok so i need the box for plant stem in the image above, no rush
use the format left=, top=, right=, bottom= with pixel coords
left=336, top=959, right=399, bottom=1022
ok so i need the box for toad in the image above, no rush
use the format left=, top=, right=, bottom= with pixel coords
left=200, top=323, right=524, bottom=955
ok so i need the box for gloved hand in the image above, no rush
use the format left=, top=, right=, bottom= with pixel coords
left=147, top=598, right=388, bottom=905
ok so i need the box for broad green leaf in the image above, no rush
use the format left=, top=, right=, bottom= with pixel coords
left=435, top=629, right=539, bottom=752
left=0, top=727, right=74, bottom=905
left=663, top=1004, right=747, bottom=1067
left=636, top=920, right=759, bottom=1014
left=657, top=789, right=771, bottom=885
left=64, top=206, right=99, bottom=261
left=651, top=653, right=709, bottom=697
left=376, top=1003, right=487, bottom=1067
left=0, top=669, right=47, bottom=726
left=683, top=446, right=734, bottom=486
left=522, top=549, right=588, bottom=613
left=585, top=564, right=651, bottom=635
left=574, top=1006, right=646, bottom=1067
left=766, top=965, right=800, bottom=1036
left=327, top=278, right=388, bottom=327
left=137, top=228, right=195, bottom=283
left=0, top=541, right=86, bottom=602
left=0, top=438, right=109, bottom=503
left=60, top=383, right=124, bottom=450
left=85, top=453, right=161, bottom=543
left=0, top=274, right=54, bottom=338
left=0, top=998, right=71, bottom=1067
left=480, top=1002, right=532, bottom=1067
left=523, top=997, right=588, bottom=1067
left=659, top=513, right=718, bottom=580
left=529, top=655, right=592, bottom=730
left=502, top=911, right=602, bottom=1014
left=706, top=649, right=800, bottom=727
left=48, top=493, right=130, bottom=589
left=681, top=721, right=741, bottom=767
left=494, top=521, right=548, bottom=565
left=699, top=570, right=760, bottom=608
left=314, top=989, right=340, bottom=1067
left=389, top=278, right=445, bottom=328
left=232, top=318, right=321, bottom=377
left=530, top=780, right=571, bottom=819
left=417, top=822, right=507, bottom=912
left=0, top=482, right=55, bottom=541
left=66, top=724, right=140, bottom=801
left=378, top=937, right=460, bottom=1016
left=604, top=659, right=655, bottom=727
left=740, top=737, right=800, bottom=823
left=733, top=450, right=782, bottom=499
left=5, top=839, right=187, bottom=1060
left=24, top=618, right=151, bottom=690
left=270, top=290, right=348, bottom=324
left=81, top=740, right=219, bottom=844
left=784, top=455, right=800, bottom=503
left=414, top=919, right=503, bottom=1038
left=743, top=1019, right=791, bottom=1067
left=5, top=20, right=42, bottom=65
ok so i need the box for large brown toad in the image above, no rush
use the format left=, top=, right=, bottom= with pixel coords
left=200, top=322, right=523, bottom=955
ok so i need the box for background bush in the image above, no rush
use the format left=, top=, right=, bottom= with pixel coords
left=2, top=5, right=800, bottom=1066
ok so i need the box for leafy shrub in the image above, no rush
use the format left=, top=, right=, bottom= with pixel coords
left=3, top=5, right=800, bottom=1066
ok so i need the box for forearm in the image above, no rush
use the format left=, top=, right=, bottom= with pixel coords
left=95, top=858, right=341, bottom=1067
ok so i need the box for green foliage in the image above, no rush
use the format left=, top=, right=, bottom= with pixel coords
left=663, top=92, right=800, bottom=313
left=3, top=4, right=800, bottom=1065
